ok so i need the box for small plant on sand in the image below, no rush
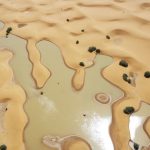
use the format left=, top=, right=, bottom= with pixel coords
left=81, top=29, right=85, bottom=32
left=40, top=91, right=43, bottom=95
left=127, top=79, right=131, bottom=84
left=122, top=73, right=128, bottom=81
left=76, top=40, right=79, bottom=44
left=79, top=62, right=85, bottom=67
left=144, top=71, right=150, bottom=78
left=106, top=35, right=110, bottom=39
left=119, top=60, right=128, bottom=67
left=6, top=27, right=12, bottom=38
left=133, top=142, right=139, bottom=150
left=88, top=46, right=97, bottom=53
left=0, top=144, right=7, bottom=150
left=123, top=106, right=135, bottom=115
left=66, top=19, right=70, bottom=22
left=96, top=49, right=101, bottom=54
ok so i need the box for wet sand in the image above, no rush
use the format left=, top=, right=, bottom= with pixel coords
left=0, top=0, right=150, bottom=150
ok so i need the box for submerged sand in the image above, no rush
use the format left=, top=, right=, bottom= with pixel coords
left=0, top=0, right=150, bottom=150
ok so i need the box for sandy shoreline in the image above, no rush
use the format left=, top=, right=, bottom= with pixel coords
left=0, top=0, right=150, bottom=150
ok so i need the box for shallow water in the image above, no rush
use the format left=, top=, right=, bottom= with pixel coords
left=0, top=33, right=144, bottom=150
left=25, top=40, right=123, bottom=150
left=130, top=103, right=150, bottom=147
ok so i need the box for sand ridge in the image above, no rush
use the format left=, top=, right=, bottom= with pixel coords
left=0, top=0, right=150, bottom=150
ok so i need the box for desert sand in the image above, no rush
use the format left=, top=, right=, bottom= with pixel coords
left=0, top=0, right=150, bottom=150
left=0, top=49, right=27, bottom=149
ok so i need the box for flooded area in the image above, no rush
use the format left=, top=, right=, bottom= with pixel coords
left=0, top=34, right=124, bottom=150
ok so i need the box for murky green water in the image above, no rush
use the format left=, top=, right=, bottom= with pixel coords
left=0, top=32, right=129, bottom=150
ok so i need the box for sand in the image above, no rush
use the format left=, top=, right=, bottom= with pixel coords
left=0, top=0, right=150, bottom=150
left=0, top=49, right=27, bottom=149
left=95, top=93, right=111, bottom=104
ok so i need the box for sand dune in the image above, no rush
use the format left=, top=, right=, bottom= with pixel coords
left=0, top=0, right=150, bottom=150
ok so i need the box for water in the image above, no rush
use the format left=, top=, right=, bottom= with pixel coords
left=0, top=34, right=124, bottom=150
left=130, top=103, right=150, bottom=147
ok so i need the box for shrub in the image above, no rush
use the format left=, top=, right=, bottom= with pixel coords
left=119, top=60, right=128, bottom=67
left=0, top=144, right=7, bottom=150
left=123, top=107, right=135, bottom=115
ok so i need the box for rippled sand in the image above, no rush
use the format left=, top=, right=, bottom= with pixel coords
left=0, top=0, right=150, bottom=150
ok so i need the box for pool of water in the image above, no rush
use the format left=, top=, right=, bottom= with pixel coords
left=0, top=33, right=124, bottom=150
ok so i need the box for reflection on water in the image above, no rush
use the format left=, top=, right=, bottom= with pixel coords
left=81, top=114, right=113, bottom=150
left=129, top=103, right=150, bottom=147
left=0, top=21, right=4, bottom=29
left=0, top=35, right=123, bottom=150
left=130, top=116, right=142, bottom=139
left=37, top=95, right=57, bottom=113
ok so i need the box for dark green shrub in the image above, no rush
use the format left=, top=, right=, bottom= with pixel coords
left=119, top=60, right=128, bottom=67
left=0, top=144, right=7, bottom=150
left=144, top=71, right=150, bottom=78
left=79, top=62, right=85, bottom=67
left=88, top=46, right=96, bottom=53
left=123, top=106, right=135, bottom=115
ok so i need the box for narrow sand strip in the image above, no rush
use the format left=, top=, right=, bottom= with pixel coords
left=0, top=49, right=27, bottom=150
left=0, top=103, right=7, bottom=132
